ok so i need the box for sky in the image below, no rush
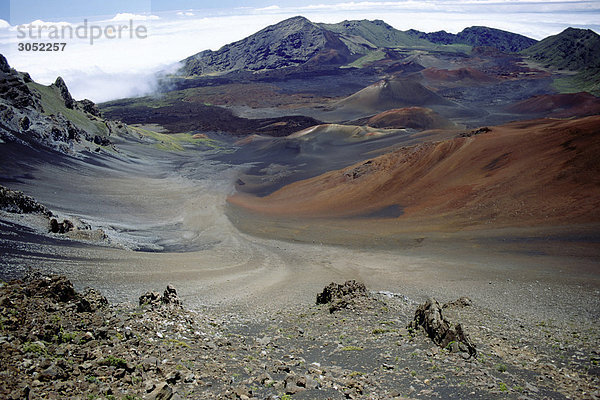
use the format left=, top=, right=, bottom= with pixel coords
left=0, top=0, right=599, bottom=102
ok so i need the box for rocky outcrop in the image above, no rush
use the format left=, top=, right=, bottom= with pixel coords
left=0, top=65, right=42, bottom=110
left=409, top=298, right=477, bottom=358
left=1, top=184, right=108, bottom=244
left=316, top=280, right=368, bottom=313
left=77, top=98, right=101, bottom=117
left=49, top=218, right=75, bottom=234
left=139, top=284, right=182, bottom=308
left=0, top=54, right=10, bottom=73
left=0, top=185, right=52, bottom=216
left=51, top=77, right=74, bottom=109
left=0, top=274, right=596, bottom=399
left=0, top=54, right=119, bottom=154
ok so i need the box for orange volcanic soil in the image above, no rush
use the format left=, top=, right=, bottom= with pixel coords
left=367, top=107, right=455, bottom=130
left=506, top=93, right=600, bottom=118
left=229, top=116, right=600, bottom=229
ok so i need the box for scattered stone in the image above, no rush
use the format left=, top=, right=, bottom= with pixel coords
left=0, top=273, right=595, bottom=400
left=147, top=382, right=173, bottom=400
left=460, top=126, right=491, bottom=137
left=77, top=288, right=108, bottom=312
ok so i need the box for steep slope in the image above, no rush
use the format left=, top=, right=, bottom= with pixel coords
left=407, top=26, right=537, bottom=53
left=334, top=78, right=452, bottom=113
left=319, top=19, right=432, bottom=49
left=0, top=54, right=119, bottom=154
left=181, top=16, right=353, bottom=76
left=521, top=28, right=600, bottom=95
left=367, top=107, right=455, bottom=130
left=521, top=28, right=600, bottom=71
left=229, top=116, right=600, bottom=228
left=506, top=93, right=600, bottom=118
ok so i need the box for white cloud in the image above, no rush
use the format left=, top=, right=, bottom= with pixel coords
left=26, top=19, right=73, bottom=27
left=176, top=11, right=195, bottom=17
left=109, top=13, right=160, bottom=22
left=0, top=19, right=10, bottom=29
left=256, top=5, right=281, bottom=11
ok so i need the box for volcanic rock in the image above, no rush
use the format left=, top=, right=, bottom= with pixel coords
left=316, top=280, right=367, bottom=313
left=139, top=285, right=182, bottom=308
left=52, top=77, right=74, bottom=109
left=409, top=298, right=477, bottom=358
left=0, top=185, right=52, bottom=216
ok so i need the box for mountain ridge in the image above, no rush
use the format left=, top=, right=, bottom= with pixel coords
left=521, top=27, right=600, bottom=70
left=406, top=26, right=538, bottom=53
left=179, top=16, right=543, bottom=78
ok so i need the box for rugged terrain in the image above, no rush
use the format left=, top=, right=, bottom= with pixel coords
left=1, top=274, right=598, bottom=400
left=1, top=15, right=600, bottom=400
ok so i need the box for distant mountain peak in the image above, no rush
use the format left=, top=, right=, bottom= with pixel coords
left=181, top=16, right=353, bottom=76
left=522, top=27, right=600, bottom=71
left=407, top=26, right=537, bottom=52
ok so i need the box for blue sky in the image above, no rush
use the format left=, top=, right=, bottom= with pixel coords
left=1, top=0, right=358, bottom=24
left=1, top=0, right=599, bottom=102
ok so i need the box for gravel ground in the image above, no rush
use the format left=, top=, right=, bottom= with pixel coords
left=0, top=274, right=598, bottom=400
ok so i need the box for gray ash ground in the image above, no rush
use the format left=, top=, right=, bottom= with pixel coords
left=0, top=274, right=598, bottom=400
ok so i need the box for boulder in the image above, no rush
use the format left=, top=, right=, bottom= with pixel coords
left=409, top=298, right=476, bottom=358
left=139, top=291, right=162, bottom=307
left=76, top=288, right=108, bottom=312
left=77, top=99, right=101, bottom=117
left=316, top=280, right=367, bottom=313
left=146, top=382, right=173, bottom=400
left=49, top=218, right=75, bottom=234
left=23, top=273, right=77, bottom=303
left=139, top=285, right=182, bottom=308
left=162, top=285, right=181, bottom=306
left=443, top=296, right=472, bottom=309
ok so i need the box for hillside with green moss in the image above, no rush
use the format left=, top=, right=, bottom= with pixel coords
left=522, top=28, right=600, bottom=70
left=522, top=28, right=600, bottom=95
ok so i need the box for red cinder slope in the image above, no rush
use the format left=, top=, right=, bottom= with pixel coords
left=229, top=116, right=600, bottom=229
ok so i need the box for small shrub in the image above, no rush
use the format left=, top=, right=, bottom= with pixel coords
left=341, top=346, right=363, bottom=351
left=101, top=355, right=128, bottom=368
left=22, top=341, right=47, bottom=355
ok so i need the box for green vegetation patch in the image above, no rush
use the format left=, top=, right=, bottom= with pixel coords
left=553, top=68, right=600, bottom=96
left=27, top=82, right=109, bottom=137
left=130, top=126, right=221, bottom=152
left=340, top=345, right=364, bottom=351
left=345, top=49, right=386, bottom=68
